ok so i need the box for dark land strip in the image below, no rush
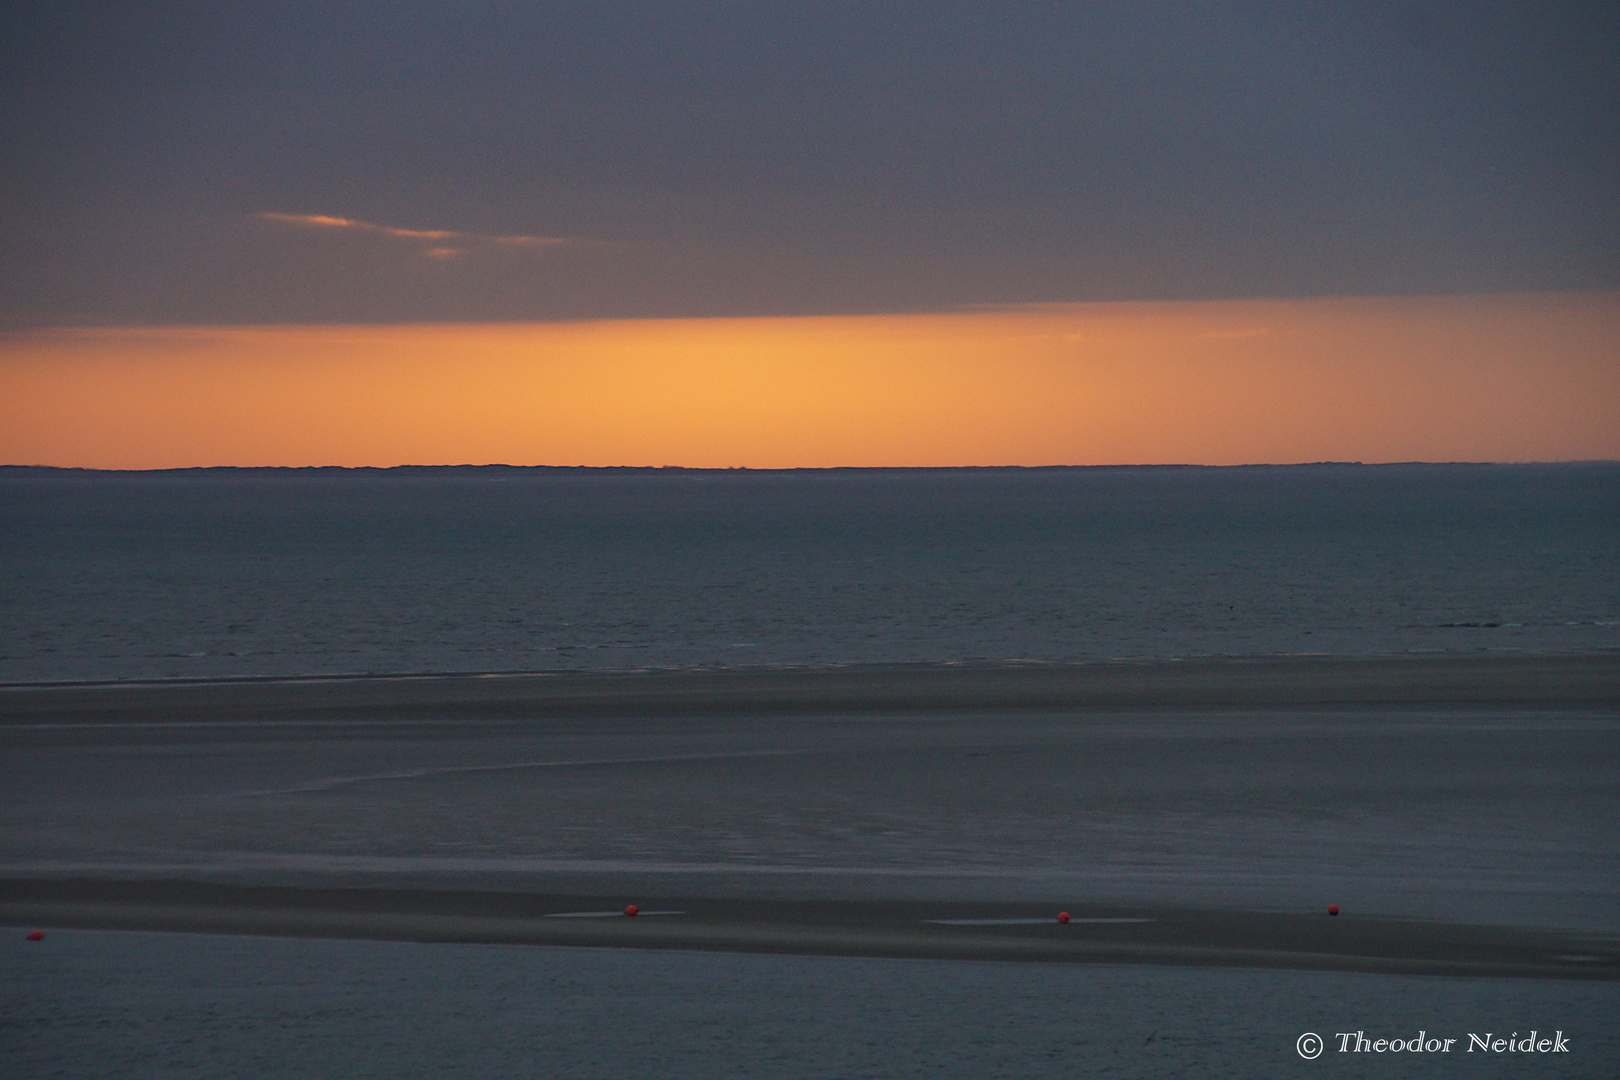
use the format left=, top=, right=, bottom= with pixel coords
left=3, top=653, right=1617, bottom=725
left=4, top=880, right=1617, bottom=981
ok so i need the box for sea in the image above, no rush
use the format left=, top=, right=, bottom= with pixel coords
left=3, top=463, right=1618, bottom=1078
left=3, top=462, right=1617, bottom=682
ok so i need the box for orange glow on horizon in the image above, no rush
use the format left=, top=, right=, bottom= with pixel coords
left=2, top=293, right=1617, bottom=469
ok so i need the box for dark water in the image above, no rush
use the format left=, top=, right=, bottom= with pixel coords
left=2, top=463, right=1617, bottom=683
left=4, top=930, right=1616, bottom=1079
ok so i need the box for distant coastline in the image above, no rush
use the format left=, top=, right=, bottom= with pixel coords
left=5, top=460, right=1620, bottom=476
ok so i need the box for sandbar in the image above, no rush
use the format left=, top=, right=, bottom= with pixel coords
left=4, top=879, right=1617, bottom=981
left=3, top=653, right=1616, bottom=725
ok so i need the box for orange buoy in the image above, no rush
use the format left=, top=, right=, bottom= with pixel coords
left=26, top=930, right=44, bottom=941
left=624, top=905, right=639, bottom=917
left=1057, top=912, right=1071, bottom=924
left=1328, top=904, right=1340, bottom=916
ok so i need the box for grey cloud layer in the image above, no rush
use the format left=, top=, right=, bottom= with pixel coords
left=2, top=2, right=1616, bottom=324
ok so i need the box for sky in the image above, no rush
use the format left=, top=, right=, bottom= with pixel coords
left=2, top=3, right=1617, bottom=466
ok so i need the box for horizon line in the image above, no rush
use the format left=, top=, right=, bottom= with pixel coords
left=5, top=461, right=1619, bottom=475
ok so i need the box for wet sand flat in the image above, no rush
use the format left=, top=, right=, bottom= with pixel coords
left=3, top=655, right=1617, bottom=974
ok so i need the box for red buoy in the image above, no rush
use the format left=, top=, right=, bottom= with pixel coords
left=624, top=905, right=639, bottom=917
left=1057, top=912, right=1071, bottom=924
left=1328, top=904, right=1340, bottom=917
left=26, top=930, right=44, bottom=941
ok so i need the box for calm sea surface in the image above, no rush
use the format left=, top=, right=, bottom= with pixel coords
left=4, top=930, right=1617, bottom=1080
left=2, top=463, right=1616, bottom=683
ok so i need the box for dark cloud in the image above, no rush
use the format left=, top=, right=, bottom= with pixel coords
left=2, top=1, right=1616, bottom=324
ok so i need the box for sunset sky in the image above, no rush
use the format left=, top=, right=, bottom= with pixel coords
left=3, top=4, right=1617, bottom=467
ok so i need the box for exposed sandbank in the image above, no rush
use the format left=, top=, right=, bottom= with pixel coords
left=4, top=879, right=1617, bottom=981
left=3, top=653, right=1616, bottom=725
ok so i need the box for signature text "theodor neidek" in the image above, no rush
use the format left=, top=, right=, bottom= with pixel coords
left=1334, top=1031, right=1570, bottom=1054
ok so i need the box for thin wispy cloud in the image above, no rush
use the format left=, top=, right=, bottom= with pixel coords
left=256, top=212, right=607, bottom=258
